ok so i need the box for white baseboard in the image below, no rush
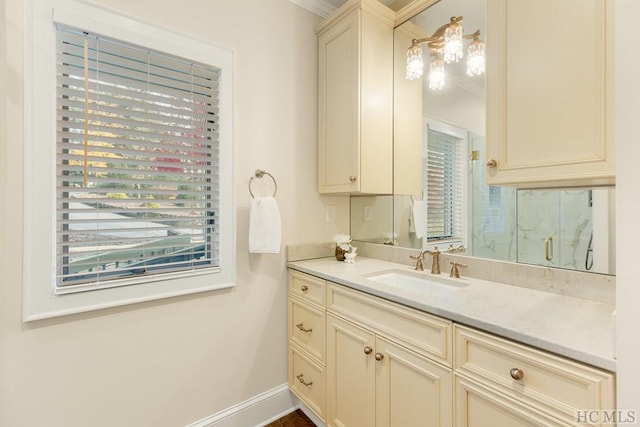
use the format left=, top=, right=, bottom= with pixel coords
left=186, top=383, right=297, bottom=427
left=296, top=398, right=326, bottom=427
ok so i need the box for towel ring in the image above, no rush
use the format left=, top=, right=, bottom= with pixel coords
left=249, top=169, right=277, bottom=198
left=410, top=191, right=425, bottom=202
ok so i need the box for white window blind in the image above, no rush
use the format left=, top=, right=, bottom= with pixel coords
left=425, top=128, right=465, bottom=241
left=56, top=25, right=221, bottom=291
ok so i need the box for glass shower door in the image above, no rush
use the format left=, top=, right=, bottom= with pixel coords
left=516, top=190, right=593, bottom=271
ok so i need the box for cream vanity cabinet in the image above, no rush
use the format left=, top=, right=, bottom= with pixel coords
left=288, top=269, right=615, bottom=426
left=315, top=0, right=394, bottom=194
left=485, top=0, right=614, bottom=188
left=326, top=283, right=453, bottom=427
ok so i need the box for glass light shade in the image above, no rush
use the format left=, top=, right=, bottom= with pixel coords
left=429, top=58, right=445, bottom=90
left=406, top=44, right=424, bottom=80
left=466, top=39, right=485, bottom=76
left=443, top=22, right=464, bottom=63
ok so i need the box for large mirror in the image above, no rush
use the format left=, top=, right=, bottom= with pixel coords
left=351, top=0, right=616, bottom=275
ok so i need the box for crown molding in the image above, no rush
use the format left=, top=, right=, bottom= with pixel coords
left=290, top=0, right=394, bottom=19
left=289, top=0, right=338, bottom=18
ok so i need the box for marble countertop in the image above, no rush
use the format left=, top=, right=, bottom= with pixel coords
left=287, top=257, right=616, bottom=372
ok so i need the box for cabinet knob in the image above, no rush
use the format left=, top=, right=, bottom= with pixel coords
left=375, top=353, right=384, bottom=361
left=510, top=368, right=524, bottom=380
left=363, top=346, right=373, bottom=355
left=486, top=159, right=497, bottom=168
left=300, top=285, right=308, bottom=292
left=349, top=175, right=357, bottom=183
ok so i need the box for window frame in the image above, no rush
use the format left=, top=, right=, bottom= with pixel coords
left=423, top=119, right=468, bottom=251
left=23, top=0, right=236, bottom=321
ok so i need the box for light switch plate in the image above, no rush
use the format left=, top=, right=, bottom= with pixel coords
left=364, top=205, right=373, bottom=222
left=325, top=205, right=336, bottom=223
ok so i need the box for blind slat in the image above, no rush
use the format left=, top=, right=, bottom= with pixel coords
left=57, top=108, right=213, bottom=137
left=56, top=134, right=219, bottom=160
left=58, top=97, right=215, bottom=128
left=58, top=30, right=217, bottom=80
left=57, top=77, right=219, bottom=113
left=57, top=40, right=219, bottom=94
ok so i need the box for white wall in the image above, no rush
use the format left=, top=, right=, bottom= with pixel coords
left=0, top=0, right=349, bottom=425
left=615, top=0, right=640, bottom=412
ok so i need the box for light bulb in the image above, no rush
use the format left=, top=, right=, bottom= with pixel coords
left=443, top=20, right=464, bottom=63
left=466, top=38, right=485, bottom=77
left=429, top=58, right=445, bottom=90
left=406, top=43, right=424, bottom=80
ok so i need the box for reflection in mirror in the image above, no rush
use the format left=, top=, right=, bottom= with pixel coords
left=350, top=0, right=616, bottom=275
left=350, top=195, right=395, bottom=245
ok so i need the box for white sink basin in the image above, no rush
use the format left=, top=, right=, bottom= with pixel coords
left=364, top=268, right=471, bottom=290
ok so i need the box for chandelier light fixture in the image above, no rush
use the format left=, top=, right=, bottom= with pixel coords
left=405, top=16, right=485, bottom=89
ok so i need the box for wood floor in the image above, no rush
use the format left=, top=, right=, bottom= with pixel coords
left=265, top=409, right=316, bottom=427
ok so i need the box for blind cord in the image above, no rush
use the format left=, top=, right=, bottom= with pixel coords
left=83, top=37, right=89, bottom=187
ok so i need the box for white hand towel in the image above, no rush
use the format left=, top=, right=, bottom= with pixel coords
left=411, top=198, right=425, bottom=240
left=249, top=196, right=282, bottom=253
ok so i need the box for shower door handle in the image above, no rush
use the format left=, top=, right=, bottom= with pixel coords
left=544, top=237, right=553, bottom=261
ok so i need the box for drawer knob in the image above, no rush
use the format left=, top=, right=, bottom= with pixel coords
left=349, top=175, right=357, bottom=183
left=363, top=346, right=373, bottom=355
left=486, top=159, right=497, bottom=168
left=300, top=285, right=309, bottom=292
left=510, top=368, right=524, bottom=380
left=296, top=323, right=313, bottom=333
left=375, top=353, right=384, bottom=361
left=296, top=373, right=313, bottom=387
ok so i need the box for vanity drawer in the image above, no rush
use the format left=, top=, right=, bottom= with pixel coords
left=454, top=374, right=573, bottom=427
left=289, top=343, right=326, bottom=422
left=289, top=296, right=326, bottom=362
left=454, top=325, right=615, bottom=425
left=327, top=282, right=452, bottom=366
left=289, top=270, right=326, bottom=307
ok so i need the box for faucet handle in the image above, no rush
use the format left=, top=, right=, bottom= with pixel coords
left=446, top=244, right=466, bottom=253
left=410, top=251, right=426, bottom=271
left=449, top=261, right=467, bottom=278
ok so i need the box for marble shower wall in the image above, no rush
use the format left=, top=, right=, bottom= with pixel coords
left=469, top=133, right=609, bottom=273
left=517, top=189, right=593, bottom=272
left=469, top=133, right=517, bottom=263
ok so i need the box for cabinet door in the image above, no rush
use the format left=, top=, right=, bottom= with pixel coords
left=486, top=0, right=613, bottom=187
left=326, top=314, right=375, bottom=427
left=318, top=9, right=360, bottom=193
left=375, top=336, right=453, bottom=427
left=454, top=375, right=572, bottom=427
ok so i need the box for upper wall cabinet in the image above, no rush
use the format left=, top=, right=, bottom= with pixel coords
left=485, top=0, right=614, bottom=188
left=316, top=0, right=395, bottom=194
